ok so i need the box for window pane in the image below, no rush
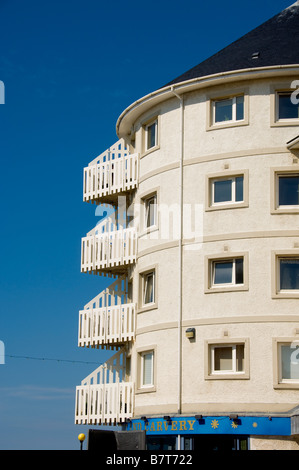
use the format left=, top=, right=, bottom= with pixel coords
left=281, top=345, right=299, bottom=380
left=147, top=122, right=156, bottom=149
left=214, top=179, right=232, bottom=203
left=236, top=344, right=244, bottom=372
left=146, top=197, right=156, bottom=227
left=214, top=261, right=233, bottom=284
left=235, top=176, right=244, bottom=202
left=144, top=273, right=154, bottom=303
left=214, top=347, right=232, bottom=371
left=279, top=93, right=299, bottom=119
left=143, top=352, right=153, bottom=385
left=215, top=99, right=232, bottom=122
left=279, top=176, right=299, bottom=206
left=236, top=96, right=244, bottom=121
left=280, top=259, right=299, bottom=290
left=235, top=258, right=244, bottom=284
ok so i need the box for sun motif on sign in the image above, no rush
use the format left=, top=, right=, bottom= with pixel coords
left=211, top=419, right=219, bottom=429
left=231, top=420, right=238, bottom=429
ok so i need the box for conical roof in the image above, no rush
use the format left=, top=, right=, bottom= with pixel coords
left=165, top=2, right=299, bottom=87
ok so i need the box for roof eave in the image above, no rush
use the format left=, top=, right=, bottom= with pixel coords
left=116, top=65, right=299, bottom=140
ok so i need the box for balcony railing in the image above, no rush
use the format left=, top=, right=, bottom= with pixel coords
left=83, top=139, right=138, bottom=202
left=75, top=349, right=134, bottom=425
left=79, top=276, right=136, bottom=348
left=81, top=226, right=136, bottom=274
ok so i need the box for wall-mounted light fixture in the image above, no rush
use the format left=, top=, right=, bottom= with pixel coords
left=185, top=328, right=195, bottom=340
left=195, top=414, right=205, bottom=424
left=229, top=414, right=238, bottom=420
left=141, top=416, right=148, bottom=424
left=163, top=416, right=172, bottom=424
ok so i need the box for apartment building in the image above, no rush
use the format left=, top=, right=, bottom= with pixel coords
left=75, top=2, right=299, bottom=450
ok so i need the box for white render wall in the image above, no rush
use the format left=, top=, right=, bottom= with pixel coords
left=123, top=74, right=299, bottom=417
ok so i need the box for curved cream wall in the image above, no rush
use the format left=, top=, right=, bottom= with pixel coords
left=124, top=72, right=299, bottom=418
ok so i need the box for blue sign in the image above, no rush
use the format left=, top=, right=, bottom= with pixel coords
left=125, top=416, right=291, bottom=436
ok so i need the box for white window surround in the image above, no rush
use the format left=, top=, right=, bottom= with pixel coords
left=136, top=346, right=156, bottom=393
left=206, top=170, right=249, bottom=211
left=270, top=84, right=299, bottom=127
left=140, top=351, right=154, bottom=387
left=143, top=271, right=155, bottom=305
left=205, top=253, right=248, bottom=293
left=138, top=265, right=158, bottom=313
left=271, top=167, right=299, bottom=214
left=271, top=251, right=299, bottom=299
left=206, top=89, right=249, bottom=130
left=205, top=338, right=249, bottom=380
left=141, top=116, right=160, bottom=155
left=273, top=338, right=299, bottom=389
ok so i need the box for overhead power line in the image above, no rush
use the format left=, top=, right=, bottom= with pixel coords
left=6, top=354, right=101, bottom=365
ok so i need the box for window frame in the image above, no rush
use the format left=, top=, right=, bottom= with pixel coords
left=141, top=115, right=160, bottom=155
left=206, top=170, right=249, bottom=211
left=205, top=252, right=249, bottom=293
left=206, top=88, right=249, bottom=130
left=271, top=84, right=299, bottom=127
left=136, top=346, right=156, bottom=393
left=205, top=338, right=250, bottom=380
left=271, top=167, right=299, bottom=214
left=273, top=338, right=299, bottom=389
left=272, top=251, right=299, bottom=299
left=138, top=265, right=158, bottom=313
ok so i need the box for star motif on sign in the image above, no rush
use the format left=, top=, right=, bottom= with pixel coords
left=231, top=421, right=238, bottom=429
left=211, top=419, right=219, bottom=429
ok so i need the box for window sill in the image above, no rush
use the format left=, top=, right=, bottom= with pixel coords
left=205, top=285, right=248, bottom=294
left=205, top=373, right=249, bottom=380
left=137, top=303, right=158, bottom=314
left=139, top=226, right=159, bottom=238
left=136, top=385, right=156, bottom=394
left=207, top=120, right=248, bottom=131
left=271, top=207, right=299, bottom=215
left=272, top=290, right=299, bottom=299
left=271, top=119, right=299, bottom=127
left=274, top=381, right=299, bottom=390
left=206, top=202, right=248, bottom=212
left=141, top=145, right=160, bottom=159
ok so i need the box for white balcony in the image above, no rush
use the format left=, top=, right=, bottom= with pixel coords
left=83, top=139, right=138, bottom=203
left=75, top=349, right=134, bottom=425
left=81, top=225, right=136, bottom=274
left=79, top=276, right=136, bottom=348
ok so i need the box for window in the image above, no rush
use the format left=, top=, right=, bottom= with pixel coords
left=277, top=92, right=299, bottom=120
left=145, top=195, right=157, bottom=229
left=145, top=119, right=158, bottom=150
left=143, top=271, right=155, bottom=304
left=279, top=258, right=299, bottom=291
left=205, top=253, right=248, bottom=293
left=278, top=174, right=299, bottom=207
left=212, top=176, right=243, bottom=205
left=139, top=267, right=157, bottom=311
left=212, top=258, right=244, bottom=286
left=137, top=346, right=156, bottom=392
left=274, top=339, right=299, bottom=389
left=271, top=168, right=299, bottom=213
left=206, top=170, right=248, bottom=211
left=211, top=344, right=244, bottom=374
left=205, top=339, right=249, bottom=380
left=141, top=351, right=154, bottom=387
left=272, top=252, right=299, bottom=298
left=213, top=95, right=244, bottom=124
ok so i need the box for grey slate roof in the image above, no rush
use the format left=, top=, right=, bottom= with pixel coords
left=164, top=2, right=299, bottom=87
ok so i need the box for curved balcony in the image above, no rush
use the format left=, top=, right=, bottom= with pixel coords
left=81, top=224, right=137, bottom=275
left=83, top=139, right=138, bottom=204
left=79, top=276, right=136, bottom=348
left=75, top=348, right=134, bottom=425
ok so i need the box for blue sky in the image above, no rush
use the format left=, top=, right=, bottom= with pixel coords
left=0, top=0, right=293, bottom=450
